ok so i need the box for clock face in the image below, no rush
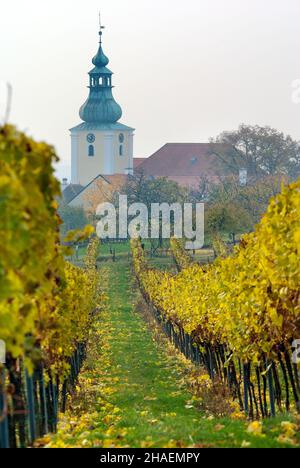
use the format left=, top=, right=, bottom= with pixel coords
left=87, top=133, right=95, bottom=143
left=119, top=133, right=125, bottom=143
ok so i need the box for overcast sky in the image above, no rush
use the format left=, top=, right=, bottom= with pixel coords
left=0, top=0, right=299, bottom=180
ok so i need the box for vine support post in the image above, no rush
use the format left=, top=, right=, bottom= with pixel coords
left=52, top=378, right=58, bottom=432
left=0, top=368, right=9, bottom=448
left=25, top=369, right=36, bottom=444
left=243, top=364, right=249, bottom=416
left=266, top=359, right=276, bottom=417
left=61, top=379, right=68, bottom=413
left=38, top=365, right=48, bottom=435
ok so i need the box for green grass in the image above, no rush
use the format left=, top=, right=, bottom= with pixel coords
left=49, top=256, right=299, bottom=448
left=78, top=239, right=215, bottom=267
left=83, top=259, right=299, bottom=448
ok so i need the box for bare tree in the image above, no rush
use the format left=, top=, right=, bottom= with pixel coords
left=209, top=124, right=300, bottom=180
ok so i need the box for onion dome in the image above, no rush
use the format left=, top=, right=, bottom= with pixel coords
left=92, top=43, right=109, bottom=68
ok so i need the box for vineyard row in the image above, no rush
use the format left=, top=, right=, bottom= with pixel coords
left=0, top=126, right=103, bottom=448
left=131, top=179, right=300, bottom=418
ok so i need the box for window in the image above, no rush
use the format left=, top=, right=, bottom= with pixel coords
left=119, top=145, right=123, bottom=156
left=88, top=145, right=94, bottom=157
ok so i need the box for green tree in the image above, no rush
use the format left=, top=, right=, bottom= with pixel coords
left=199, top=175, right=284, bottom=241
left=206, top=200, right=252, bottom=242
left=58, top=203, right=88, bottom=237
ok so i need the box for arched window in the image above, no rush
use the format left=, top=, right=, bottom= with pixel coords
left=88, top=145, right=94, bottom=157
left=119, top=145, right=123, bottom=156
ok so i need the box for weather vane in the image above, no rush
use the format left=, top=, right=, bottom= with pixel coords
left=99, top=11, right=105, bottom=31
left=99, top=11, right=105, bottom=43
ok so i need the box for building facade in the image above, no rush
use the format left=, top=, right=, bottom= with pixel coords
left=70, top=26, right=134, bottom=186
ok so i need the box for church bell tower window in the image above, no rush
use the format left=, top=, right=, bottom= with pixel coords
left=88, top=145, right=95, bottom=157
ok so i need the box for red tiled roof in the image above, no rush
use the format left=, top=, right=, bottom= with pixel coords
left=136, top=143, right=223, bottom=177
left=165, top=176, right=199, bottom=189
left=133, top=158, right=147, bottom=168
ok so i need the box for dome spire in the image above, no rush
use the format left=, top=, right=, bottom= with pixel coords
left=79, top=16, right=123, bottom=124
left=92, top=12, right=109, bottom=68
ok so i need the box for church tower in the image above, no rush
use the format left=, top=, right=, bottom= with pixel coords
left=70, top=22, right=134, bottom=186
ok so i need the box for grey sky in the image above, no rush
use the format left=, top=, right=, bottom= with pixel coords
left=0, top=0, right=299, bottom=180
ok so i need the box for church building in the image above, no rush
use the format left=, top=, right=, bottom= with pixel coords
left=62, top=22, right=230, bottom=208
left=69, top=24, right=134, bottom=187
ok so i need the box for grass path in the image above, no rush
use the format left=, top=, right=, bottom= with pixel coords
left=45, top=260, right=299, bottom=448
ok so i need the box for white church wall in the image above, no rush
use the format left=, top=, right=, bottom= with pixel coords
left=104, top=133, right=114, bottom=174
left=71, top=129, right=134, bottom=186
left=72, top=130, right=106, bottom=186
left=71, top=133, right=79, bottom=184
left=113, top=131, right=133, bottom=174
